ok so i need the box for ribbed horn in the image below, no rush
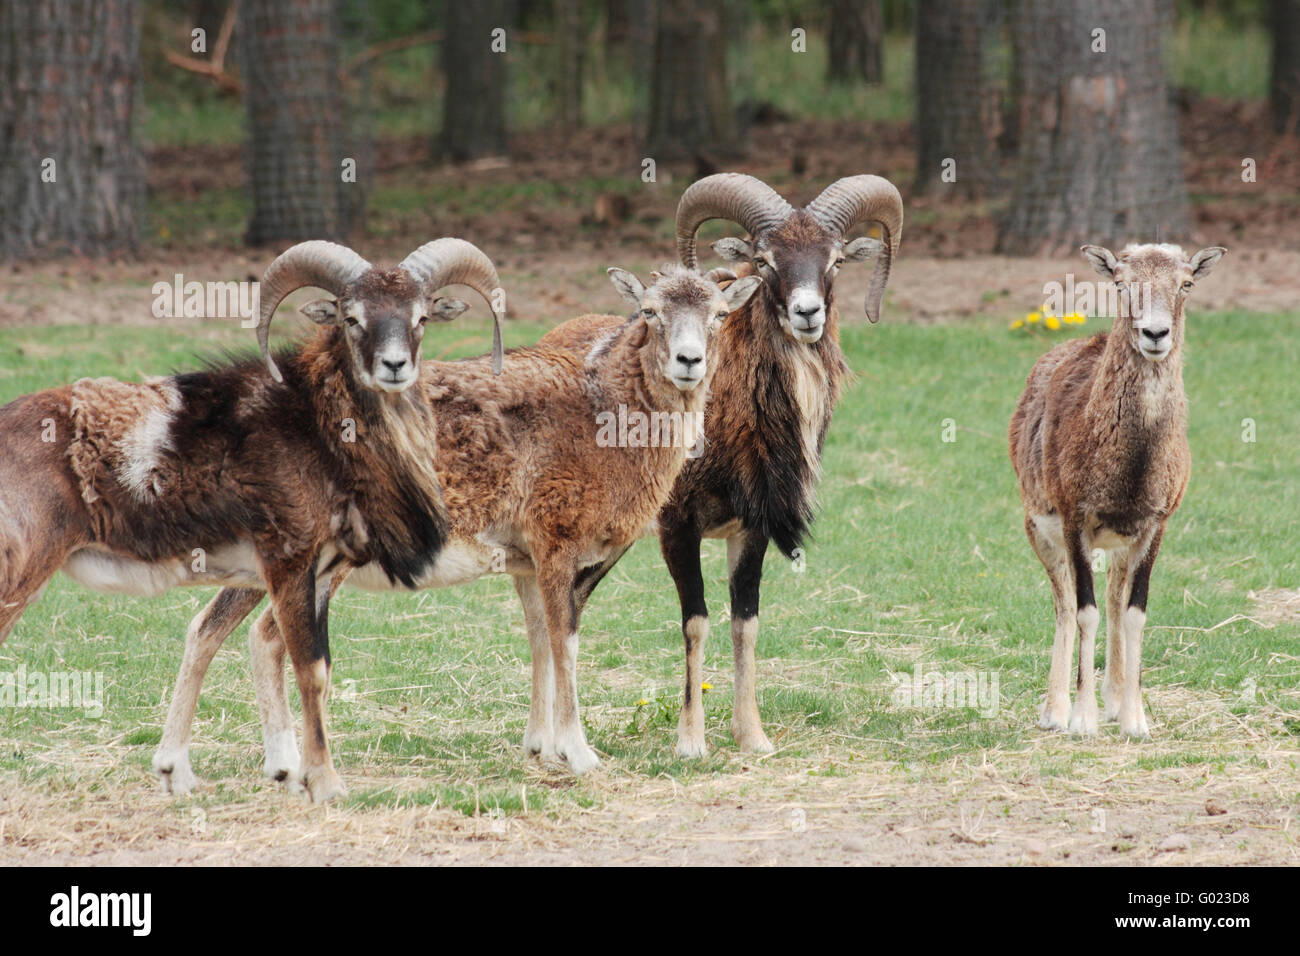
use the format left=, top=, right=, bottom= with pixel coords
left=255, top=241, right=372, bottom=383
left=674, top=173, right=794, bottom=270
left=806, top=175, right=904, bottom=324
left=400, top=238, right=506, bottom=375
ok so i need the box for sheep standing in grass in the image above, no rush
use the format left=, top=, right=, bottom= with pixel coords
left=0, top=239, right=505, bottom=802
left=544, top=173, right=904, bottom=757
left=151, top=265, right=761, bottom=788
left=1009, top=243, right=1225, bottom=737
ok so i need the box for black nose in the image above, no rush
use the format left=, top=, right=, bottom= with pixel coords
left=382, top=358, right=408, bottom=374
left=793, top=303, right=820, bottom=317
left=676, top=354, right=702, bottom=368
left=1142, top=328, right=1169, bottom=342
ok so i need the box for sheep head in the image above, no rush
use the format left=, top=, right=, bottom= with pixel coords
left=255, top=238, right=506, bottom=390
left=607, top=264, right=760, bottom=393
left=675, top=173, right=903, bottom=340
left=1082, top=243, right=1225, bottom=363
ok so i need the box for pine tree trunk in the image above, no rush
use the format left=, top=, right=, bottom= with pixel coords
left=241, top=0, right=353, bottom=244
left=914, top=0, right=989, bottom=197
left=1271, top=0, right=1300, bottom=134
left=0, top=0, right=144, bottom=260
left=646, top=0, right=738, bottom=162
left=441, top=0, right=510, bottom=161
left=606, top=0, right=654, bottom=60
left=997, top=0, right=1188, bottom=254
left=826, top=0, right=883, bottom=85
left=555, top=0, right=583, bottom=128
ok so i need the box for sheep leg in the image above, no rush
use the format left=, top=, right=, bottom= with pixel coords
left=249, top=604, right=302, bottom=787
left=250, top=570, right=349, bottom=785
left=1118, top=527, right=1163, bottom=739
left=661, top=519, right=710, bottom=758
left=0, top=579, right=47, bottom=646
left=0, top=536, right=68, bottom=645
left=266, top=560, right=345, bottom=802
left=1102, top=548, right=1132, bottom=721
left=512, top=574, right=556, bottom=760
left=153, top=587, right=265, bottom=795
left=727, top=529, right=773, bottom=753
left=1067, top=524, right=1100, bottom=735
left=1025, top=516, right=1076, bottom=731
left=537, top=560, right=599, bottom=774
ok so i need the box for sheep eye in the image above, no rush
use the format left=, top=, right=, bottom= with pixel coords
left=1181, top=280, right=1194, bottom=291
left=417, top=315, right=429, bottom=325
left=344, top=316, right=360, bottom=328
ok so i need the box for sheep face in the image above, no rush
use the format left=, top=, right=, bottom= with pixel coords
left=713, top=212, right=878, bottom=345
left=1082, top=243, right=1225, bottom=363
left=300, top=271, right=468, bottom=393
left=608, top=266, right=761, bottom=392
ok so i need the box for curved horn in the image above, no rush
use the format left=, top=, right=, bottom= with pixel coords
left=674, top=173, right=794, bottom=270
left=806, top=175, right=904, bottom=324
left=256, top=241, right=372, bottom=382
left=400, top=238, right=506, bottom=375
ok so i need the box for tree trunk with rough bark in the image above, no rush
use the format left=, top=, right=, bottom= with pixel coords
left=242, top=0, right=355, bottom=244
left=996, top=0, right=1188, bottom=254
left=0, top=0, right=144, bottom=259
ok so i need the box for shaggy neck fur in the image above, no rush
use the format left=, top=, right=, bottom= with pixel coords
left=695, top=291, right=849, bottom=557
left=282, top=328, right=447, bottom=586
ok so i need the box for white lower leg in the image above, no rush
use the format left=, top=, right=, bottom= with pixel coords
left=515, top=577, right=555, bottom=757
left=154, top=611, right=226, bottom=795
left=1069, top=605, right=1100, bottom=735
left=730, top=616, right=772, bottom=752
left=677, top=615, right=709, bottom=758
left=552, top=632, right=599, bottom=774
left=525, top=623, right=556, bottom=758
left=1040, top=609, right=1077, bottom=731
left=249, top=612, right=300, bottom=786
left=1119, top=606, right=1150, bottom=738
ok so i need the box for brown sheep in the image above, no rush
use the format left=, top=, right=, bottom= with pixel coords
left=149, top=265, right=761, bottom=789
left=0, top=239, right=505, bottom=803
left=1009, top=242, right=1225, bottom=738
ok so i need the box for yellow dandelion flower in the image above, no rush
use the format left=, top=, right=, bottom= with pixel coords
left=1045, top=316, right=1061, bottom=330
left=701, top=682, right=713, bottom=692
left=1026, top=311, right=1041, bottom=324
left=635, top=698, right=650, bottom=707
left=1009, top=318, right=1025, bottom=330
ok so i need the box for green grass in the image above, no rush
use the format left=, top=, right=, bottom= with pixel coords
left=1, top=310, right=1297, bottom=818
left=1169, top=10, right=1269, bottom=101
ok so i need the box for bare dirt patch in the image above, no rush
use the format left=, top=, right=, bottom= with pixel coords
left=3, top=97, right=1297, bottom=331
left=3, top=684, right=1296, bottom=866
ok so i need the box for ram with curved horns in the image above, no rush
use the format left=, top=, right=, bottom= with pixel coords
left=0, top=238, right=504, bottom=802
left=541, top=172, right=904, bottom=757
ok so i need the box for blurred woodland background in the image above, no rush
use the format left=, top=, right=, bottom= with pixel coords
left=0, top=0, right=1297, bottom=285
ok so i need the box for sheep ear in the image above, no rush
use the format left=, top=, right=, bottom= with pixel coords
left=723, top=275, right=762, bottom=311
left=430, top=297, right=469, bottom=322
left=843, top=237, right=882, bottom=262
left=712, top=237, right=753, bottom=262
left=300, top=298, right=339, bottom=325
left=1080, top=245, right=1119, bottom=280
left=607, top=267, right=646, bottom=306
left=1189, top=246, right=1226, bottom=280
